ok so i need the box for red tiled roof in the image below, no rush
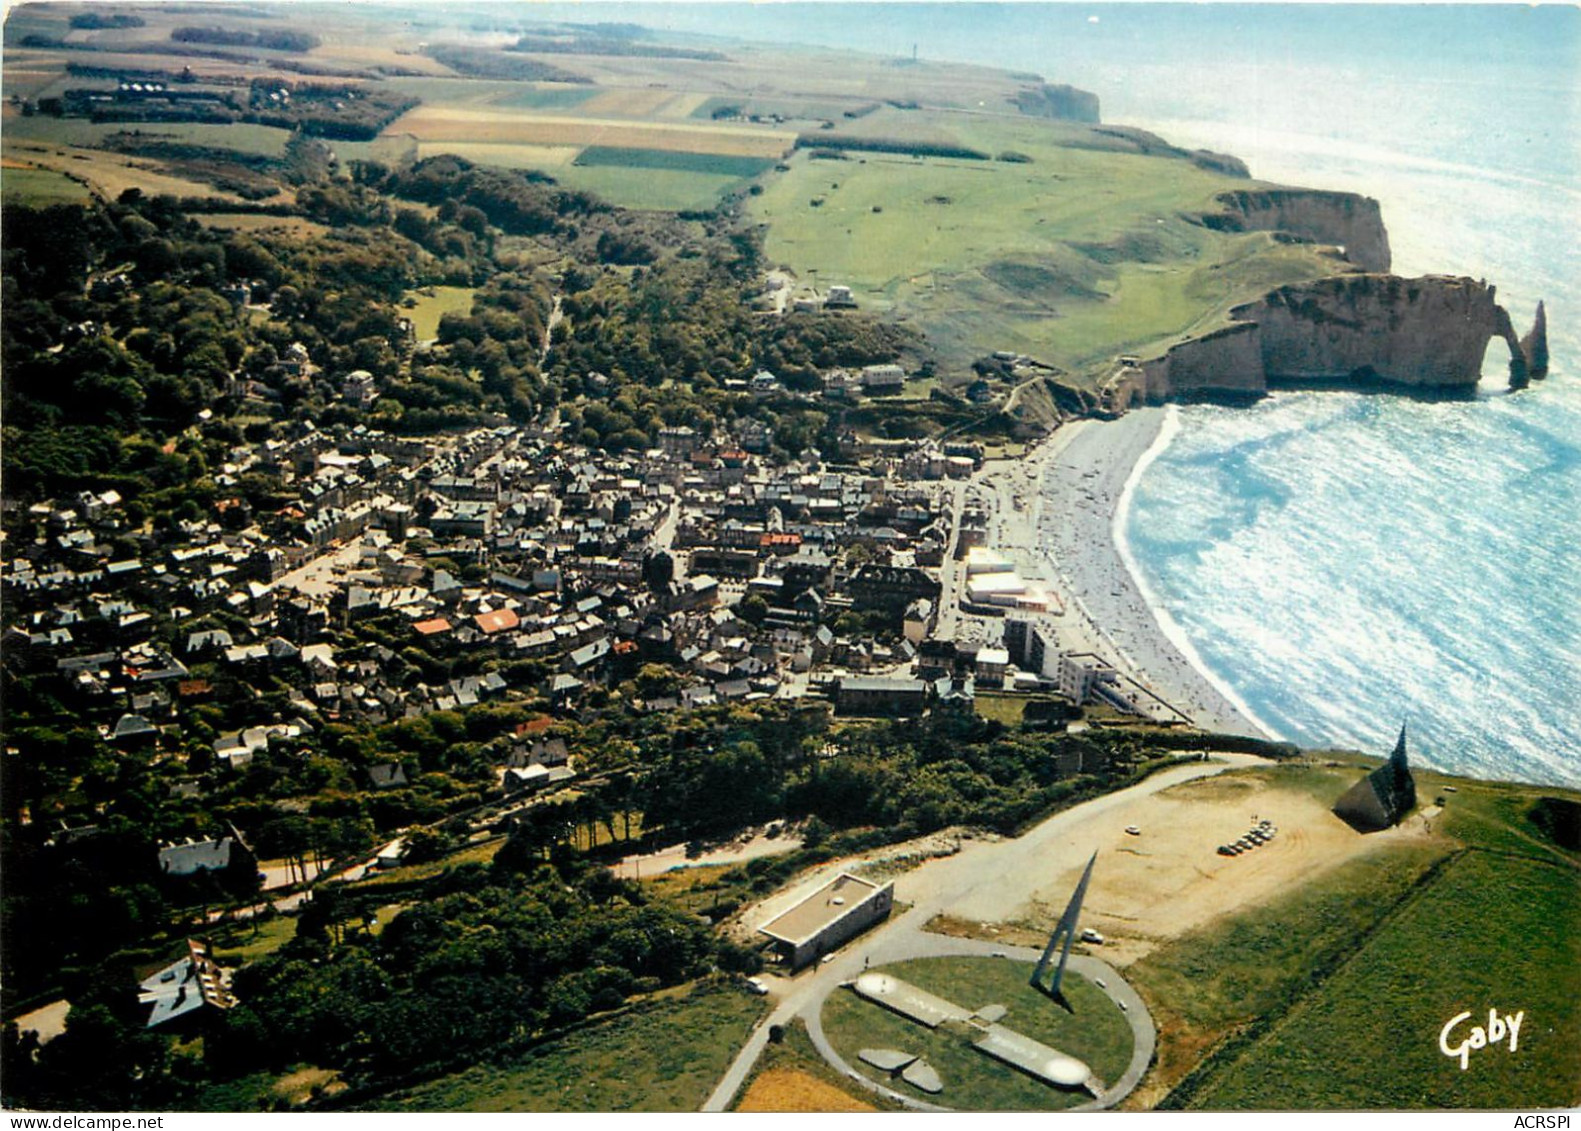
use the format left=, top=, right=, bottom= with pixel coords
left=474, top=608, right=520, bottom=635
left=414, top=618, right=453, bottom=636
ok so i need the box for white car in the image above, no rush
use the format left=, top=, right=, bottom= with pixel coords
left=745, top=977, right=769, bottom=996
left=1125, top=825, right=1141, bottom=836
left=1080, top=928, right=1105, bottom=944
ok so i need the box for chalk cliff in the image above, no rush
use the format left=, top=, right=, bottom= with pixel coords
left=1013, top=83, right=1100, bottom=124
left=1200, top=189, right=1392, bottom=273
left=1521, top=300, right=1550, bottom=378
left=1238, top=274, right=1515, bottom=388
left=1104, top=275, right=1527, bottom=408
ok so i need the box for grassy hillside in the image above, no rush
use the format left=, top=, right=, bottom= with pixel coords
left=358, top=982, right=766, bottom=1112
left=1191, top=850, right=1579, bottom=1110
left=749, top=108, right=1339, bottom=379
left=4, top=5, right=1352, bottom=385
left=1125, top=762, right=1581, bottom=1111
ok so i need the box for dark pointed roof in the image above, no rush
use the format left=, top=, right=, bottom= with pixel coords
left=1333, top=722, right=1416, bottom=833
left=1391, top=723, right=1409, bottom=769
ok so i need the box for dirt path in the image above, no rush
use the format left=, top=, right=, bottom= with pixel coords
left=948, top=765, right=1441, bottom=966
left=613, top=827, right=805, bottom=880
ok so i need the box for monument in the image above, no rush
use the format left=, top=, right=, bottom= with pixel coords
left=1030, top=850, right=1097, bottom=1004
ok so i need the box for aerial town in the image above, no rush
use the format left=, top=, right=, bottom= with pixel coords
left=4, top=1, right=1574, bottom=1117
left=6, top=362, right=1186, bottom=812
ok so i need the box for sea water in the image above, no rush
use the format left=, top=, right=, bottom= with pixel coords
left=527, top=4, right=1580, bottom=784
left=1105, top=8, right=1581, bottom=788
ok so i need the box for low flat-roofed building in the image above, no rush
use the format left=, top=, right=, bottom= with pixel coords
left=964, top=546, right=1016, bottom=576
left=759, top=872, right=894, bottom=969
left=965, top=570, right=1027, bottom=606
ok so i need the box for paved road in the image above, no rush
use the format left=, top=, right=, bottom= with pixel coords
left=701, top=752, right=1265, bottom=1111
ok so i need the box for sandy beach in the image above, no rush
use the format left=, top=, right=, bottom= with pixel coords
left=1027, top=408, right=1267, bottom=737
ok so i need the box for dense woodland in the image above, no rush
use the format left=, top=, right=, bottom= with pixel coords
left=0, top=147, right=1166, bottom=1111
left=1, top=152, right=924, bottom=509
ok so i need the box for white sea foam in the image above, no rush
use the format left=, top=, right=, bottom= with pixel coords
left=1112, top=405, right=1280, bottom=742
left=1126, top=388, right=1581, bottom=788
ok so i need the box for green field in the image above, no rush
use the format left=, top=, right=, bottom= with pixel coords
left=821, top=957, right=1133, bottom=1110
left=1, top=165, right=91, bottom=205
left=690, top=95, right=873, bottom=124
left=574, top=146, right=776, bottom=179
left=552, top=146, right=777, bottom=211
left=380, top=77, right=559, bottom=107
left=209, top=914, right=299, bottom=965
left=493, top=85, right=602, bottom=111
left=403, top=285, right=477, bottom=342
left=973, top=692, right=1030, bottom=727
left=2, top=117, right=294, bottom=158
left=360, top=982, right=766, bottom=1112
left=1124, top=764, right=1581, bottom=1111
left=1189, top=851, right=1580, bottom=1110
left=550, top=164, right=746, bottom=213
left=412, top=141, right=577, bottom=171
left=748, top=109, right=1338, bottom=380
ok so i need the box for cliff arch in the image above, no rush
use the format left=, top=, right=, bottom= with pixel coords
left=1105, top=274, right=1532, bottom=406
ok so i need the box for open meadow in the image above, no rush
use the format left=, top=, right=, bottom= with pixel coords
left=749, top=108, right=1338, bottom=375
left=1110, top=762, right=1581, bottom=1109
left=1186, top=850, right=1580, bottom=1109
left=0, top=161, right=90, bottom=205
left=402, top=285, right=477, bottom=342
left=1, top=135, right=267, bottom=204
left=385, top=105, right=795, bottom=158
left=357, top=982, right=766, bottom=1112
